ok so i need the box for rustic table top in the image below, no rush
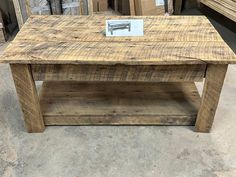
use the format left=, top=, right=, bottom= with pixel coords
left=1, top=15, right=235, bottom=65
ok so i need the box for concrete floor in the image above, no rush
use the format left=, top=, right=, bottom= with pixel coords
left=0, top=10, right=236, bottom=177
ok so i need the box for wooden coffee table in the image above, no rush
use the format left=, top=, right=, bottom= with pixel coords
left=1, top=15, right=235, bottom=133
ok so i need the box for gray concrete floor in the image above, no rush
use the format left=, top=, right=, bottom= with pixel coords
left=1, top=10, right=236, bottom=177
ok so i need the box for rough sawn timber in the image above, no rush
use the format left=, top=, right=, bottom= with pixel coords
left=195, top=64, right=228, bottom=132
left=40, top=82, right=201, bottom=125
left=201, top=0, right=236, bottom=22
left=1, top=15, right=236, bottom=65
left=10, top=64, right=45, bottom=133
left=31, top=64, right=206, bottom=82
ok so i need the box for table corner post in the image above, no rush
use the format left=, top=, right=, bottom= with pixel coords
left=195, top=64, right=228, bottom=133
left=10, top=64, right=45, bottom=133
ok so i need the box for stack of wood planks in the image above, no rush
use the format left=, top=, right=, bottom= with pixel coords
left=201, top=0, right=236, bottom=22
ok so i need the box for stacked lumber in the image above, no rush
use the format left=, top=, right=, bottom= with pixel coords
left=134, top=0, right=173, bottom=15
left=201, top=0, right=236, bottom=22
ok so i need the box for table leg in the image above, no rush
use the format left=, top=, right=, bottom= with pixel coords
left=195, top=64, right=228, bottom=133
left=174, top=0, right=182, bottom=15
left=10, top=64, right=45, bottom=133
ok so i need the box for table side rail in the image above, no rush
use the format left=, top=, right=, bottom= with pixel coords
left=31, top=64, right=207, bottom=82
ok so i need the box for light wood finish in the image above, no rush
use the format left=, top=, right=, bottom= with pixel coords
left=168, top=0, right=174, bottom=14
left=40, top=81, right=200, bottom=125
left=195, top=64, right=228, bottom=132
left=12, top=0, right=24, bottom=28
left=12, top=16, right=223, bottom=42
left=10, top=64, right=45, bottom=133
left=92, top=0, right=107, bottom=12
left=129, top=0, right=136, bottom=15
left=201, top=0, right=236, bottom=22
left=2, top=15, right=235, bottom=133
left=1, top=15, right=235, bottom=65
left=25, top=0, right=32, bottom=17
left=31, top=64, right=206, bottom=82
left=87, top=0, right=94, bottom=15
left=80, top=0, right=85, bottom=15
left=175, top=0, right=183, bottom=14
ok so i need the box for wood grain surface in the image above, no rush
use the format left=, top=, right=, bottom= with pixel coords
left=1, top=15, right=235, bottom=65
left=40, top=81, right=200, bottom=125
left=201, top=0, right=236, bottom=22
left=195, top=64, right=228, bottom=132
left=32, top=64, right=206, bottom=82
left=10, top=64, right=45, bottom=133
left=12, top=0, right=24, bottom=28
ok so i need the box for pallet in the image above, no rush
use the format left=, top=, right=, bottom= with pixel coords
left=39, top=81, right=200, bottom=125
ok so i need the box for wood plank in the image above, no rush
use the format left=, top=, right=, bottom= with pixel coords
left=80, top=0, right=84, bottom=15
left=87, top=0, right=94, bottom=15
left=25, top=0, right=32, bottom=17
left=12, top=0, right=24, bottom=28
left=175, top=0, right=183, bottom=14
left=92, top=0, right=107, bottom=12
left=14, top=23, right=223, bottom=43
left=129, top=0, right=136, bottom=15
left=10, top=64, right=45, bottom=133
left=13, top=16, right=222, bottom=43
left=201, top=0, right=236, bottom=22
left=168, top=0, right=174, bottom=14
left=1, top=15, right=235, bottom=65
left=2, top=40, right=235, bottom=64
left=31, top=64, right=206, bottom=82
left=39, top=81, right=200, bottom=125
left=21, top=15, right=216, bottom=29
left=195, top=64, right=228, bottom=132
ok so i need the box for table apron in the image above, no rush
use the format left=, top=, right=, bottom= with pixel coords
left=31, top=64, right=206, bottom=82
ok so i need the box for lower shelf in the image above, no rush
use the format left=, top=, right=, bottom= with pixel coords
left=39, top=81, right=201, bottom=125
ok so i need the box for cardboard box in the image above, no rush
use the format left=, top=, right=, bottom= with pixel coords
left=93, top=0, right=108, bottom=12
left=134, top=0, right=173, bottom=15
